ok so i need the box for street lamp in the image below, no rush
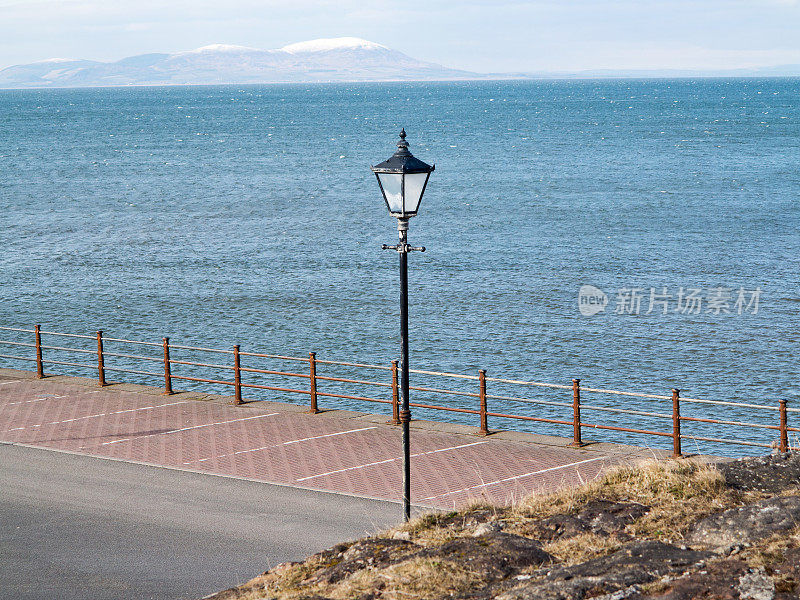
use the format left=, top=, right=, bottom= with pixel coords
left=372, top=129, right=435, bottom=522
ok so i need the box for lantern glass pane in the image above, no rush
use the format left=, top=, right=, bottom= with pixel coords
left=377, top=173, right=404, bottom=214
left=402, top=172, right=429, bottom=214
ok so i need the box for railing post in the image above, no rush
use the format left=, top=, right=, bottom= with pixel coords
left=779, top=399, right=789, bottom=453
left=478, top=369, right=489, bottom=436
left=162, top=337, right=173, bottom=395
left=308, top=352, right=319, bottom=414
left=672, top=388, right=682, bottom=458
left=571, top=378, right=582, bottom=447
left=96, top=330, right=107, bottom=387
left=390, top=360, right=400, bottom=425
left=34, top=324, right=44, bottom=378
left=233, top=344, right=242, bottom=405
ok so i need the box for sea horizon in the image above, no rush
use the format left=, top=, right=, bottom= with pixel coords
left=2, top=73, right=800, bottom=92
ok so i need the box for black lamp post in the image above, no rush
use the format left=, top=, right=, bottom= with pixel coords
left=372, top=129, right=435, bottom=522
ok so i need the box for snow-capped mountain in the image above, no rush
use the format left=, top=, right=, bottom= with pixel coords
left=0, top=37, right=477, bottom=88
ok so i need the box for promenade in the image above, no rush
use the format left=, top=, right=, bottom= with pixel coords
left=0, top=368, right=666, bottom=509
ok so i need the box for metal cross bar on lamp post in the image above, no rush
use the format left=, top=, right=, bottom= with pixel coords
left=372, top=129, right=435, bottom=522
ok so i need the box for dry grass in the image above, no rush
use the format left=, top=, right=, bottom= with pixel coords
left=328, top=557, right=481, bottom=600
left=390, top=461, right=729, bottom=547
left=543, top=532, right=624, bottom=565
left=508, top=459, right=735, bottom=542
left=228, top=556, right=480, bottom=600
left=511, top=480, right=598, bottom=521
left=229, top=559, right=329, bottom=600
left=517, top=459, right=724, bottom=515
left=741, top=524, right=800, bottom=569
left=608, top=460, right=732, bottom=540
left=388, top=500, right=505, bottom=546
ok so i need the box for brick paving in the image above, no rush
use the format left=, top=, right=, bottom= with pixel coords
left=0, top=368, right=665, bottom=509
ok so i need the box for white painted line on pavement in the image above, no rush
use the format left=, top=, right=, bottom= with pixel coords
left=184, top=426, right=378, bottom=464
left=101, top=413, right=279, bottom=445
left=2, top=401, right=190, bottom=432
left=2, top=395, right=67, bottom=407
left=295, top=441, right=489, bottom=482
left=2, top=390, right=100, bottom=407
left=421, top=455, right=609, bottom=501
left=46, top=401, right=190, bottom=425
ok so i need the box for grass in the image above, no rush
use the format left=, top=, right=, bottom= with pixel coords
left=328, top=558, right=482, bottom=600
left=543, top=532, right=625, bottom=565
left=227, top=556, right=481, bottom=600
left=741, top=524, right=800, bottom=569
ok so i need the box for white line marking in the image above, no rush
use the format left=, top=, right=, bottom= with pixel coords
left=2, top=395, right=67, bottom=406
left=46, top=401, right=189, bottom=425
left=421, top=456, right=609, bottom=501
left=183, top=426, right=378, bottom=464
left=0, top=380, right=22, bottom=386
left=1, top=401, right=189, bottom=431
left=1, top=390, right=100, bottom=406
left=295, top=441, right=489, bottom=482
left=101, top=413, right=279, bottom=445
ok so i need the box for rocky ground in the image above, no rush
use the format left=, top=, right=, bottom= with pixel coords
left=205, top=453, right=800, bottom=600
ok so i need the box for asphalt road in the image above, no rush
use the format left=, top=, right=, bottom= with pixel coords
left=0, top=443, right=402, bottom=600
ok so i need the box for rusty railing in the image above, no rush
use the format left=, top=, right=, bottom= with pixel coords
left=0, top=324, right=796, bottom=457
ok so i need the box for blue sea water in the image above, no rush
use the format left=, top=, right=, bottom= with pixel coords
left=1, top=78, right=798, bottom=456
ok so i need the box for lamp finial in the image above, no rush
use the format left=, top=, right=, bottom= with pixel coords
left=396, top=128, right=409, bottom=154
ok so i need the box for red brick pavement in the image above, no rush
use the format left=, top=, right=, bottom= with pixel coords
left=0, top=369, right=663, bottom=509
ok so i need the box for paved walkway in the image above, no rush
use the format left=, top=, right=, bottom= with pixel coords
left=0, top=368, right=665, bottom=509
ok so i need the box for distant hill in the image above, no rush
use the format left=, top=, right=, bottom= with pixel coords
left=2, top=38, right=799, bottom=89
left=0, top=37, right=479, bottom=89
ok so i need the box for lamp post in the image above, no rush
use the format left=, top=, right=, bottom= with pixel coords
left=372, top=129, right=435, bottom=522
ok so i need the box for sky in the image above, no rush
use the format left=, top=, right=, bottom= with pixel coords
left=1, top=0, right=799, bottom=72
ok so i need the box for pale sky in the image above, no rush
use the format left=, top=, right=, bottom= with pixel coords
left=1, top=0, right=800, bottom=72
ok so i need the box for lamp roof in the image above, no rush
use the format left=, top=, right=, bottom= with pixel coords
left=371, top=129, right=435, bottom=174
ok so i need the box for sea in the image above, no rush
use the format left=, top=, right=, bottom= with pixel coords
left=1, top=78, right=798, bottom=456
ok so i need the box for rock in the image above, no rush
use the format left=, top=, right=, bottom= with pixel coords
left=576, top=501, right=650, bottom=536
left=686, top=496, right=800, bottom=553
left=738, top=568, right=776, bottom=600
left=718, top=452, right=800, bottom=494
left=498, top=541, right=712, bottom=600
left=473, top=521, right=502, bottom=537
left=391, top=530, right=411, bottom=541
left=546, top=540, right=710, bottom=587
left=770, top=547, right=800, bottom=598
left=526, top=501, right=650, bottom=543
left=633, top=559, right=763, bottom=599
left=423, top=531, right=553, bottom=581
left=308, top=538, right=418, bottom=584
left=528, top=514, right=591, bottom=542
left=591, top=586, right=642, bottom=600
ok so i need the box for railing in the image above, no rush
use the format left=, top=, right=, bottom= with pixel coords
left=0, top=324, right=796, bottom=457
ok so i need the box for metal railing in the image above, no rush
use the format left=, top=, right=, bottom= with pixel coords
left=0, top=324, right=796, bottom=457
